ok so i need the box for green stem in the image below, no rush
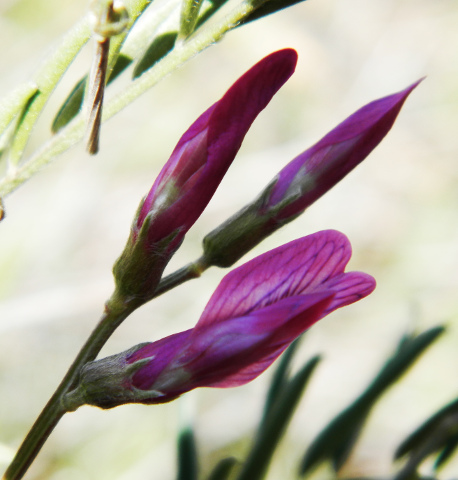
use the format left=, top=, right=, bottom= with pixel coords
left=3, top=255, right=208, bottom=480
left=154, top=257, right=209, bottom=297
left=2, top=298, right=136, bottom=480
left=6, top=17, right=91, bottom=169
left=0, top=83, right=38, bottom=137
left=0, top=0, right=258, bottom=197
left=2, top=0, right=152, bottom=170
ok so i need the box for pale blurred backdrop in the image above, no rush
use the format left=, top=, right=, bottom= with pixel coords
left=1, top=0, right=458, bottom=479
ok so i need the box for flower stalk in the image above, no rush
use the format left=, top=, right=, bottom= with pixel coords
left=2, top=258, right=215, bottom=480
left=2, top=300, right=134, bottom=480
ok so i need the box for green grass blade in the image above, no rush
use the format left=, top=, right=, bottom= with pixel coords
left=177, top=427, right=199, bottom=480
left=237, top=356, right=321, bottom=480
left=207, top=457, right=238, bottom=480
left=261, top=338, right=302, bottom=424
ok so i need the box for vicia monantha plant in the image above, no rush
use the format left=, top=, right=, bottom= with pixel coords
left=2, top=23, right=421, bottom=480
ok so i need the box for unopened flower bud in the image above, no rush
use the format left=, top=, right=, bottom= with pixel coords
left=203, top=80, right=422, bottom=267
left=111, top=49, right=297, bottom=305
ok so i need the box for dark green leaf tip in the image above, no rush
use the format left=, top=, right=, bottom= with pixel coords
left=239, top=356, right=320, bottom=480
left=207, top=457, right=238, bottom=480
left=177, top=427, right=199, bottom=480
left=262, top=337, right=302, bottom=422
left=133, top=32, right=178, bottom=79
left=51, top=77, right=86, bottom=133
left=240, top=0, right=309, bottom=26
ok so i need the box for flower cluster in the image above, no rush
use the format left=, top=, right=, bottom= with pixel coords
left=66, top=49, right=419, bottom=410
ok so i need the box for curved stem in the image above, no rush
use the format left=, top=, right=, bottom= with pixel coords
left=2, top=300, right=135, bottom=480
left=3, top=411, right=66, bottom=480
left=3, top=254, right=209, bottom=480
left=153, top=257, right=209, bottom=297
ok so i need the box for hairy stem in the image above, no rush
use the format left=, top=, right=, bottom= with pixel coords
left=6, top=17, right=91, bottom=169
left=2, top=299, right=135, bottom=480
left=154, top=257, right=209, bottom=297
left=0, top=0, right=257, bottom=197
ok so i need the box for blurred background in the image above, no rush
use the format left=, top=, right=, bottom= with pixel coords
left=0, top=0, right=457, bottom=478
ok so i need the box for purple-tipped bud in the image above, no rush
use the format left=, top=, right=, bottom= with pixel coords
left=267, top=79, right=422, bottom=219
left=64, top=230, right=375, bottom=410
left=111, top=49, right=297, bottom=305
left=203, top=80, right=422, bottom=267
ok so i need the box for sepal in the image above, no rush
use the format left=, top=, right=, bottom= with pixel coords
left=201, top=179, right=303, bottom=268
left=62, top=344, right=164, bottom=411
left=112, top=206, right=181, bottom=305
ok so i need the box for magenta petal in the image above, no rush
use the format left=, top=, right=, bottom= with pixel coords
left=205, top=49, right=298, bottom=169
left=137, top=49, right=298, bottom=245
left=128, top=330, right=192, bottom=390
left=138, top=109, right=214, bottom=226
left=321, top=271, right=376, bottom=314
left=203, top=294, right=334, bottom=388
left=197, top=230, right=353, bottom=329
left=181, top=292, right=334, bottom=390
left=268, top=79, right=423, bottom=218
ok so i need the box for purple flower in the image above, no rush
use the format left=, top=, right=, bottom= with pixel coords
left=111, top=49, right=297, bottom=304
left=65, top=230, right=375, bottom=410
left=135, top=48, right=297, bottom=249
left=203, top=80, right=422, bottom=268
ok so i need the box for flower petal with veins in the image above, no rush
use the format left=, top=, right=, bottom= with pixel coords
left=71, top=230, right=375, bottom=409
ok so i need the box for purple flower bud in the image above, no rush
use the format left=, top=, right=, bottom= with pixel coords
left=266, top=79, right=423, bottom=220
left=65, top=230, right=375, bottom=410
left=136, top=48, right=298, bottom=247
left=203, top=80, right=422, bottom=268
left=112, top=49, right=297, bottom=305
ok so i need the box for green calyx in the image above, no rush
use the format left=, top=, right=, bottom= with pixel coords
left=62, top=344, right=164, bottom=411
left=112, top=207, right=182, bottom=308
left=202, top=203, right=276, bottom=268
left=202, top=179, right=301, bottom=268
